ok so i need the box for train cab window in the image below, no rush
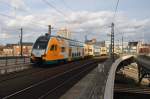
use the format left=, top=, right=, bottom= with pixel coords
left=33, top=36, right=49, bottom=50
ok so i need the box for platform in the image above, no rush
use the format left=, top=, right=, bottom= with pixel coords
left=60, top=62, right=109, bottom=99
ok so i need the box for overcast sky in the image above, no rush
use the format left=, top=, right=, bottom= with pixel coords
left=0, top=0, right=150, bottom=44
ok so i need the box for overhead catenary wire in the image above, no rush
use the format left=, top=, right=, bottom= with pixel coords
left=0, top=0, right=71, bottom=44
left=0, top=1, right=29, bottom=13
left=42, top=0, right=68, bottom=19
left=61, top=0, right=75, bottom=12
left=0, top=1, right=74, bottom=30
left=109, top=0, right=120, bottom=61
left=0, top=1, right=51, bottom=28
left=0, top=12, right=47, bottom=28
left=61, top=0, right=83, bottom=22
left=0, top=13, right=14, bottom=18
left=0, top=12, right=63, bottom=33
left=113, top=0, right=120, bottom=21
left=59, top=0, right=91, bottom=38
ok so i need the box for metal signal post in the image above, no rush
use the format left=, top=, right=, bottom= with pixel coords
left=48, top=25, right=51, bottom=35
left=110, top=23, right=115, bottom=61
left=20, top=28, right=23, bottom=56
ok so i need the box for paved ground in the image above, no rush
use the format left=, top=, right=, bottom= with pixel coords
left=60, top=59, right=113, bottom=99
left=60, top=67, right=98, bottom=99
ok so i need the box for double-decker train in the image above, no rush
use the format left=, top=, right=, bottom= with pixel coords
left=30, top=34, right=87, bottom=64
left=30, top=33, right=108, bottom=64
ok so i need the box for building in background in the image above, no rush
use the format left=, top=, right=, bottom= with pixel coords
left=85, top=38, right=108, bottom=56
left=2, top=42, right=33, bottom=56
left=84, top=38, right=96, bottom=56
left=128, top=41, right=142, bottom=54
left=3, top=47, right=13, bottom=56
left=100, top=40, right=129, bottom=55
left=0, top=45, right=5, bottom=56
left=138, top=43, right=150, bottom=55
left=57, top=28, right=72, bottom=39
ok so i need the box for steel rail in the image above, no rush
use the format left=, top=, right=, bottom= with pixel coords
left=38, top=62, right=98, bottom=99
left=2, top=59, right=98, bottom=99
left=0, top=59, right=92, bottom=83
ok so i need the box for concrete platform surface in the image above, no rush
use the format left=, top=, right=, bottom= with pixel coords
left=60, top=67, right=97, bottom=99
left=60, top=62, right=109, bottom=99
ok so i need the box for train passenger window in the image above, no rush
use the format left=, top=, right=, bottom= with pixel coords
left=61, top=47, right=65, bottom=52
left=55, top=45, right=57, bottom=51
left=88, top=49, right=92, bottom=52
left=50, top=45, right=55, bottom=51
left=50, top=44, right=57, bottom=51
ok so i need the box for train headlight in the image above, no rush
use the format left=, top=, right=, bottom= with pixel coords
left=42, top=53, right=46, bottom=57
left=42, top=53, right=46, bottom=61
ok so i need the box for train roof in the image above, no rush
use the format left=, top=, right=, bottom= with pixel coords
left=38, top=34, right=84, bottom=43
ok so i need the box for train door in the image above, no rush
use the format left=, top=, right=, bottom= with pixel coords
left=82, top=48, right=84, bottom=58
left=68, top=48, right=72, bottom=61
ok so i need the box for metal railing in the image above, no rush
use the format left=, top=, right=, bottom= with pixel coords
left=0, top=55, right=30, bottom=67
left=0, top=55, right=32, bottom=75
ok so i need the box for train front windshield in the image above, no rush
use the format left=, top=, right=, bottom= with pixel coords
left=33, top=36, right=49, bottom=50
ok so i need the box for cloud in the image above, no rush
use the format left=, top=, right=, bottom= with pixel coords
left=0, top=7, right=150, bottom=44
left=0, top=33, right=14, bottom=39
left=10, top=0, right=29, bottom=11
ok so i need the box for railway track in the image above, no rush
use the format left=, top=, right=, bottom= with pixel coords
left=114, top=84, right=150, bottom=94
left=114, top=84, right=150, bottom=99
left=0, top=58, right=106, bottom=99
left=0, top=59, right=92, bottom=83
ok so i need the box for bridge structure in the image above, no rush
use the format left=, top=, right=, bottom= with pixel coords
left=0, top=55, right=149, bottom=99
left=104, top=54, right=150, bottom=99
left=136, top=55, right=150, bottom=84
left=104, top=55, right=135, bottom=99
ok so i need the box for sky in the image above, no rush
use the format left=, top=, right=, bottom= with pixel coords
left=0, top=0, right=150, bottom=45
